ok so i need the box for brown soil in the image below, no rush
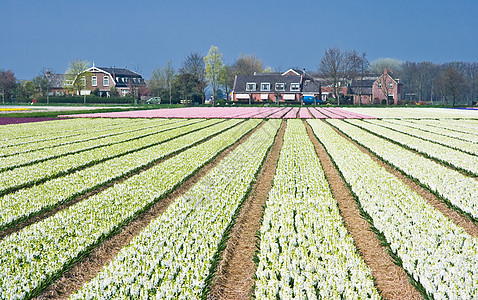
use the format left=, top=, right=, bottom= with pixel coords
left=329, top=121, right=478, bottom=238
left=304, top=120, right=422, bottom=300
left=34, top=120, right=264, bottom=300
left=208, top=121, right=285, bottom=300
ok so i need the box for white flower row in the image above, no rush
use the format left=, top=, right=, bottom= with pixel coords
left=346, top=119, right=478, bottom=175
left=342, top=107, right=478, bottom=119
left=0, top=119, right=217, bottom=195
left=366, top=119, right=478, bottom=155
left=255, top=120, right=379, bottom=300
left=408, top=119, right=478, bottom=136
left=69, top=119, right=280, bottom=300
left=0, top=119, right=176, bottom=157
left=383, top=119, right=478, bottom=144
left=308, top=119, right=478, bottom=300
left=327, top=119, right=478, bottom=221
left=0, top=117, right=127, bottom=145
left=0, top=119, right=196, bottom=171
left=0, top=118, right=265, bottom=300
left=0, top=119, right=246, bottom=231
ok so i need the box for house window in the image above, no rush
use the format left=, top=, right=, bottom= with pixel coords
left=81, top=76, right=86, bottom=87
left=103, top=76, right=109, bottom=87
left=261, top=83, right=270, bottom=91
left=246, top=82, right=257, bottom=91
left=92, top=76, right=97, bottom=87
left=121, top=89, right=128, bottom=97
left=388, top=82, right=393, bottom=88
left=377, top=82, right=382, bottom=88
left=290, top=83, right=300, bottom=91
left=275, top=83, right=285, bottom=91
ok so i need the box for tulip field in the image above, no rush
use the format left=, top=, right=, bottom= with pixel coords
left=0, top=107, right=478, bottom=299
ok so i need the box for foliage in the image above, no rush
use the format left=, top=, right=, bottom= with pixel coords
left=64, top=59, right=91, bottom=95
left=204, top=45, right=224, bottom=99
left=369, top=57, right=404, bottom=74
left=435, top=65, right=468, bottom=106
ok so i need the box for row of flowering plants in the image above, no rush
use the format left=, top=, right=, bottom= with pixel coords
left=69, top=119, right=281, bottom=299
left=0, top=118, right=265, bottom=299
left=0, top=119, right=193, bottom=171
left=409, top=119, right=478, bottom=136
left=366, top=119, right=478, bottom=156
left=346, top=119, right=478, bottom=176
left=385, top=119, right=478, bottom=144
left=0, top=117, right=125, bottom=145
left=0, top=118, right=174, bottom=157
left=255, top=119, right=380, bottom=300
left=0, top=119, right=215, bottom=196
left=327, top=119, right=478, bottom=222
left=0, top=119, right=246, bottom=232
left=308, top=119, right=478, bottom=299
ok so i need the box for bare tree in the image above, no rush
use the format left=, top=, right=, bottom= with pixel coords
left=0, top=70, right=17, bottom=103
left=435, top=65, right=468, bottom=106
left=319, top=47, right=351, bottom=105
left=180, top=52, right=207, bottom=103
left=233, top=54, right=264, bottom=76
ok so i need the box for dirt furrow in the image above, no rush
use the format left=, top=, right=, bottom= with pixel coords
left=208, top=121, right=285, bottom=300
left=34, top=120, right=264, bottom=300
left=304, top=120, right=422, bottom=300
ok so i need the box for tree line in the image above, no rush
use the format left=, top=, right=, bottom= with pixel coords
left=1, top=45, right=477, bottom=106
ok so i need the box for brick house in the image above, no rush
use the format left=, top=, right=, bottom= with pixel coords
left=231, top=69, right=322, bottom=103
left=81, top=65, right=146, bottom=97
left=349, top=69, right=404, bottom=105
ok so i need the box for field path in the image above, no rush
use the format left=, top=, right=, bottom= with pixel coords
left=305, top=120, right=422, bottom=300
left=209, top=121, right=285, bottom=300
left=34, top=121, right=265, bottom=300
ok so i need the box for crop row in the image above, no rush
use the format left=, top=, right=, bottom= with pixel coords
left=0, top=118, right=264, bottom=299
left=0, top=118, right=127, bottom=145
left=70, top=119, right=281, bottom=299
left=0, top=119, right=216, bottom=195
left=407, top=119, right=478, bottom=135
left=308, top=119, right=478, bottom=299
left=385, top=119, right=478, bottom=143
left=327, top=119, right=478, bottom=221
left=255, top=120, right=379, bottom=300
left=0, top=119, right=247, bottom=231
left=0, top=118, right=176, bottom=157
left=346, top=119, right=478, bottom=175
left=0, top=119, right=193, bottom=171
left=366, top=119, right=478, bottom=155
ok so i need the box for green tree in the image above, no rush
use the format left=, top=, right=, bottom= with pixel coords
left=204, top=45, right=224, bottom=100
left=218, top=64, right=234, bottom=100
left=64, top=59, right=91, bottom=95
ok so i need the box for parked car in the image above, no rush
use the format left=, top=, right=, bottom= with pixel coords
left=146, top=97, right=161, bottom=104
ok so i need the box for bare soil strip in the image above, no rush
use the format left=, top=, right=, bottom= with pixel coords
left=208, top=121, right=286, bottom=300
left=330, top=121, right=478, bottom=238
left=304, top=120, right=422, bottom=300
left=34, top=121, right=264, bottom=300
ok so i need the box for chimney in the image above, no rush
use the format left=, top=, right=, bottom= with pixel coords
left=46, top=70, right=51, bottom=76
left=383, top=67, right=388, bottom=74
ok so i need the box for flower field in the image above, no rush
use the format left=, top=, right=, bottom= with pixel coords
left=0, top=107, right=478, bottom=299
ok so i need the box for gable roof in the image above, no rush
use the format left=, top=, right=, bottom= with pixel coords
left=233, top=73, right=302, bottom=93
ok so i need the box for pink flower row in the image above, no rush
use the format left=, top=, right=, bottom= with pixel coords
left=60, top=107, right=375, bottom=119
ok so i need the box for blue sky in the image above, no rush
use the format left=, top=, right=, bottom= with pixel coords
left=1, top=0, right=477, bottom=79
